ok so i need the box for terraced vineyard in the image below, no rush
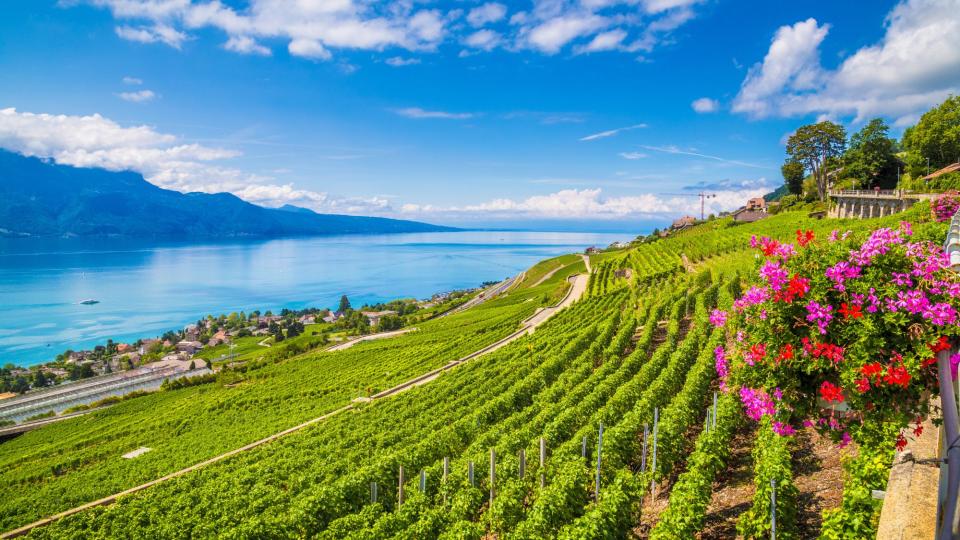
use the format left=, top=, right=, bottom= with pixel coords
left=0, top=205, right=946, bottom=539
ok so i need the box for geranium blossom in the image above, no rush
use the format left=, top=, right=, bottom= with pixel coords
left=819, top=381, right=844, bottom=403
left=759, top=260, right=789, bottom=291
left=733, top=286, right=770, bottom=311
left=739, top=387, right=775, bottom=421
left=825, top=261, right=862, bottom=291
left=709, top=309, right=727, bottom=328
left=805, top=300, right=834, bottom=334
left=715, top=346, right=729, bottom=390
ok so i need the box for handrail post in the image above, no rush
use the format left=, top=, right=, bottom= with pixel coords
left=938, top=349, right=960, bottom=540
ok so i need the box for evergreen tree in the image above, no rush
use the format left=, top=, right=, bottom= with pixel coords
left=338, top=295, right=352, bottom=313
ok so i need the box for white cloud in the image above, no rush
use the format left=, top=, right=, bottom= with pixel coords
left=467, top=3, right=507, bottom=27
left=288, top=39, right=331, bottom=60
left=526, top=13, right=609, bottom=54
left=400, top=186, right=771, bottom=219
left=224, top=35, right=271, bottom=56
left=579, top=123, right=647, bottom=141
left=618, top=151, right=648, bottom=159
left=117, top=89, right=157, bottom=102
left=577, top=29, right=628, bottom=53
left=464, top=29, right=501, bottom=51
left=87, top=0, right=702, bottom=60
left=122, top=76, right=143, bottom=85
left=115, top=24, right=188, bottom=48
left=392, top=107, right=475, bottom=120
left=0, top=107, right=383, bottom=215
left=733, top=0, right=960, bottom=124
left=385, top=56, right=420, bottom=66
left=638, top=144, right=771, bottom=168
left=691, top=97, right=719, bottom=113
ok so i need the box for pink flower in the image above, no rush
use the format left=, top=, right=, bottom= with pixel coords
left=772, top=421, right=796, bottom=437
left=951, top=353, right=960, bottom=380
left=825, top=261, right=862, bottom=292
left=760, top=260, right=789, bottom=291
left=805, top=300, right=834, bottom=335
left=709, top=309, right=728, bottom=328
left=924, top=303, right=957, bottom=326
left=891, top=272, right=913, bottom=287
left=739, top=387, right=775, bottom=421
left=734, top=286, right=770, bottom=311
left=715, top=346, right=729, bottom=390
left=838, top=431, right=852, bottom=449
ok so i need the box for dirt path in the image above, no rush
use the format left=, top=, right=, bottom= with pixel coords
left=2, top=273, right=590, bottom=539
left=680, top=253, right=695, bottom=273
left=326, top=328, right=416, bottom=352
left=582, top=253, right=592, bottom=274
left=793, top=428, right=847, bottom=538
left=698, top=423, right=757, bottom=540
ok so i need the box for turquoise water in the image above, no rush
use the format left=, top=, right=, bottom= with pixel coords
left=0, top=231, right=629, bottom=366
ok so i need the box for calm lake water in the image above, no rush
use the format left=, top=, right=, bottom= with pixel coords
left=0, top=231, right=629, bottom=366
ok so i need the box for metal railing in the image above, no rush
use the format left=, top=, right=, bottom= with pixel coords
left=938, top=210, right=960, bottom=540
left=829, top=189, right=902, bottom=197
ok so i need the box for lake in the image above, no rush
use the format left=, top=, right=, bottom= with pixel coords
left=0, top=231, right=630, bottom=366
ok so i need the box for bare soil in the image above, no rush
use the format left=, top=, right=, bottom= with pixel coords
left=697, top=423, right=757, bottom=540
left=792, top=428, right=849, bottom=538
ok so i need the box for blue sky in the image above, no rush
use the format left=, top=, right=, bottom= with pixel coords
left=1, top=0, right=958, bottom=230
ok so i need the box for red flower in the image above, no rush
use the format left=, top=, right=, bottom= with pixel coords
left=930, top=336, right=951, bottom=354
left=760, top=239, right=781, bottom=257
left=777, top=274, right=811, bottom=303
left=854, top=377, right=870, bottom=393
left=805, top=341, right=845, bottom=363
left=895, top=433, right=907, bottom=451
left=839, top=303, right=863, bottom=320
left=776, top=343, right=794, bottom=363
left=913, top=419, right=924, bottom=437
left=861, top=362, right=884, bottom=381
left=796, top=229, right=815, bottom=247
left=819, top=381, right=845, bottom=403
left=883, top=365, right=911, bottom=388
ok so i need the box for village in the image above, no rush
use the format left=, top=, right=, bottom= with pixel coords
left=0, top=286, right=483, bottom=410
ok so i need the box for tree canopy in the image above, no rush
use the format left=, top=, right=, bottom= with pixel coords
left=337, top=295, right=352, bottom=313
left=844, top=118, right=899, bottom=188
left=780, top=160, right=805, bottom=196
left=786, top=121, right=847, bottom=201
left=902, top=95, right=960, bottom=177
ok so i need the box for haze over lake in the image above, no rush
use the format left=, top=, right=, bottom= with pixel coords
left=0, top=231, right=630, bottom=366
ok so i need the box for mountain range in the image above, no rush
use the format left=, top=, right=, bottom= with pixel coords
left=0, top=150, right=454, bottom=238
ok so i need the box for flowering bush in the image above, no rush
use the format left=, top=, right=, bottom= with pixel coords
left=712, top=223, right=960, bottom=446
left=932, top=193, right=960, bottom=222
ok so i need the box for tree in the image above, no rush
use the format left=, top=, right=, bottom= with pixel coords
left=844, top=118, right=898, bottom=188
left=902, top=95, right=960, bottom=176
left=780, top=160, right=805, bottom=196
left=786, top=121, right=847, bottom=201
left=33, top=369, right=47, bottom=388
left=338, top=295, right=352, bottom=313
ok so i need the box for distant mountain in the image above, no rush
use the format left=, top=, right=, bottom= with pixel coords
left=0, top=150, right=455, bottom=238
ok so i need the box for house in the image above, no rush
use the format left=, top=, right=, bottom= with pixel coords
left=361, top=310, right=398, bottom=326
left=116, top=343, right=132, bottom=354
left=585, top=246, right=601, bottom=255
left=671, top=215, right=697, bottom=230
left=732, top=208, right=767, bottom=223
left=0, top=392, right=17, bottom=401
left=322, top=312, right=340, bottom=324
left=609, top=241, right=630, bottom=249
left=921, top=162, right=960, bottom=181
left=745, top=197, right=767, bottom=211
left=176, top=340, right=203, bottom=355
left=299, top=314, right=316, bottom=325
left=139, top=339, right=159, bottom=355
left=208, top=330, right=229, bottom=347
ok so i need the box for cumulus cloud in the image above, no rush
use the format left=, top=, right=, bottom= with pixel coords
left=122, top=76, right=143, bottom=85
left=117, top=89, right=157, bottom=102
left=464, top=29, right=501, bottom=51
left=400, top=185, right=772, bottom=220
left=392, top=107, right=475, bottom=120
left=85, top=0, right=703, bottom=60
left=733, top=0, right=960, bottom=124
left=224, top=35, right=271, bottom=56
left=385, top=56, right=420, bottom=66
left=0, top=107, right=381, bottom=214
left=579, top=123, right=647, bottom=141
left=467, top=3, right=507, bottom=27
left=691, top=97, right=719, bottom=113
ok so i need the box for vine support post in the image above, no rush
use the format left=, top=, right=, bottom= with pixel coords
left=539, top=437, right=546, bottom=488
left=489, top=448, right=496, bottom=506
left=651, top=407, right=659, bottom=498
left=519, top=449, right=525, bottom=480
left=641, top=423, right=648, bottom=473
left=469, top=461, right=474, bottom=487
left=770, top=478, right=777, bottom=540
left=582, top=435, right=588, bottom=460
left=371, top=481, right=377, bottom=504
left=937, top=349, right=960, bottom=540
left=398, top=466, right=405, bottom=507
left=419, top=470, right=426, bottom=493
left=712, top=391, right=718, bottom=429
left=595, top=423, right=604, bottom=503
left=443, top=456, right=449, bottom=505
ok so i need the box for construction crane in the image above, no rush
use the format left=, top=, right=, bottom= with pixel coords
left=660, top=191, right=717, bottom=220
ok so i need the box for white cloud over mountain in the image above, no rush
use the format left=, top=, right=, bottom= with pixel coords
left=733, top=0, right=960, bottom=124
left=82, top=0, right=702, bottom=59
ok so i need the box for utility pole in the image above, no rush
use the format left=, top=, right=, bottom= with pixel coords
left=698, top=192, right=716, bottom=221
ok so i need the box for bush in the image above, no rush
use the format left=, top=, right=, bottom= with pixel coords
left=932, top=193, right=960, bottom=222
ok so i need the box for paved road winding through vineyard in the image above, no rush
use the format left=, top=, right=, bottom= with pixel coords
left=1, top=268, right=591, bottom=539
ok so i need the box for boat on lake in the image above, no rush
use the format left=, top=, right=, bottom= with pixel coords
left=78, top=299, right=100, bottom=305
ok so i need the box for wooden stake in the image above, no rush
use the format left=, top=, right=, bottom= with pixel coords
left=540, top=437, right=546, bottom=488
left=398, top=466, right=405, bottom=506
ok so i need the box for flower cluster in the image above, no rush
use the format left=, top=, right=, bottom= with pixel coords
left=932, top=194, right=960, bottom=223
left=715, top=218, right=960, bottom=449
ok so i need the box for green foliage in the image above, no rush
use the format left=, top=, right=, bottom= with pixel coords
left=786, top=121, right=847, bottom=201
left=737, top=417, right=799, bottom=540
left=902, top=95, right=960, bottom=176
left=843, top=118, right=900, bottom=188
left=781, top=160, right=805, bottom=195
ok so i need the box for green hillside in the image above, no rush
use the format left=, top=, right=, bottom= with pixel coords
left=0, top=204, right=949, bottom=539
